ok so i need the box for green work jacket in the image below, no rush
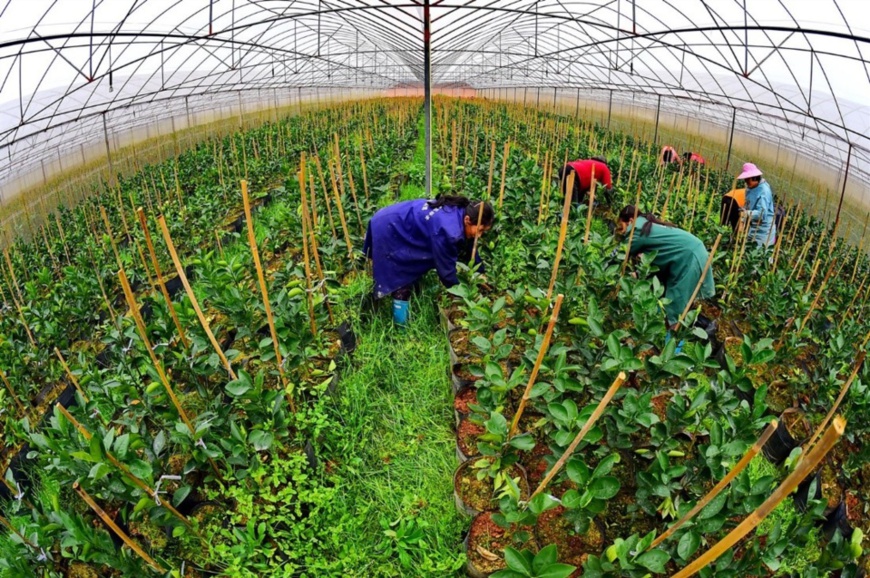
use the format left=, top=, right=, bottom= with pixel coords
left=627, top=216, right=715, bottom=324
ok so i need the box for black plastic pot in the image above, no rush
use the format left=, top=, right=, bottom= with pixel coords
left=219, top=328, right=238, bottom=351
left=794, top=471, right=823, bottom=512
left=762, top=419, right=800, bottom=465
left=823, top=501, right=853, bottom=540
left=163, top=264, right=196, bottom=298
left=227, top=214, right=246, bottom=233
left=31, top=381, right=56, bottom=407
left=337, top=321, right=356, bottom=355
left=304, top=440, right=318, bottom=471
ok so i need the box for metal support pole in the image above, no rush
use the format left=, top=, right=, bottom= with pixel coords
left=607, top=89, right=613, bottom=130
left=102, top=113, right=114, bottom=183
left=575, top=87, right=581, bottom=118
left=834, top=144, right=852, bottom=228
left=725, top=107, right=737, bottom=171
left=553, top=87, right=557, bottom=110
left=423, top=0, right=432, bottom=198
left=653, top=94, right=661, bottom=145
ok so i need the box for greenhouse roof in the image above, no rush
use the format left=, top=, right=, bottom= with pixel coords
left=1, top=1, right=870, bottom=199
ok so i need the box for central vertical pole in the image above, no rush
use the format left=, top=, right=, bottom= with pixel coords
left=834, top=143, right=852, bottom=229
left=653, top=94, right=661, bottom=145
left=725, top=107, right=737, bottom=171
left=423, top=0, right=432, bottom=198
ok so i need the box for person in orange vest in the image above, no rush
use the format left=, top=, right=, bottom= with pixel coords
left=557, top=156, right=613, bottom=205
left=720, top=188, right=746, bottom=233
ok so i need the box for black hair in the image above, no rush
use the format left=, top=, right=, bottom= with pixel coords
left=661, top=148, right=676, bottom=163
left=682, top=151, right=692, bottom=162
left=618, top=205, right=676, bottom=236
left=429, top=195, right=495, bottom=227
left=591, top=155, right=607, bottom=164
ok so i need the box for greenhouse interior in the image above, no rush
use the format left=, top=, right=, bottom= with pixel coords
left=1, top=1, right=870, bottom=576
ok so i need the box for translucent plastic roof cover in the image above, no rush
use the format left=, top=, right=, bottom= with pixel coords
left=1, top=1, right=869, bottom=194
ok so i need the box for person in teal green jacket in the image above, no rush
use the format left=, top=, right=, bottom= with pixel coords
left=617, top=206, right=716, bottom=328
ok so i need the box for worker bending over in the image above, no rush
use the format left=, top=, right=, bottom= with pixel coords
left=720, top=188, right=746, bottom=233
left=557, top=156, right=613, bottom=205
left=363, top=195, right=494, bottom=325
left=617, top=206, right=715, bottom=329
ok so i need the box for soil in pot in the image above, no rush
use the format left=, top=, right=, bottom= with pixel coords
left=466, top=511, right=537, bottom=576
left=457, top=418, right=485, bottom=459
left=454, top=386, right=478, bottom=416
left=535, top=506, right=604, bottom=569
left=454, top=460, right=529, bottom=514
left=521, top=443, right=553, bottom=489
left=820, top=462, right=844, bottom=509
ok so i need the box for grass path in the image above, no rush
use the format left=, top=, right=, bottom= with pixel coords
left=312, top=111, right=466, bottom=576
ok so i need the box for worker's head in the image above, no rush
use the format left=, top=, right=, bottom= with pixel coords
left=429, top=195, right=494, bottom=238
left=617, top=205, right=674, bottom=236
left=591, top=156, right=607, bottom=165
left=737, top=162, right=763, bottom=189
left=464, top=201, right=495, bottom=238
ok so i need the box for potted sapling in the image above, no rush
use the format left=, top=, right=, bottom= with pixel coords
left=454, top=410, right=532, bottom=516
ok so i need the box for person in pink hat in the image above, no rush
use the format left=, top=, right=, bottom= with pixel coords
left=737, top=162, right=776, bottom=247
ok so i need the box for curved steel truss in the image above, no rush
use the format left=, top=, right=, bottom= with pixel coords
left=1, top=1, right=869, bottom=204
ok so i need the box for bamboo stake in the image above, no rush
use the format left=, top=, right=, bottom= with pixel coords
left=839, top=273, right=868, bottom=332
left=304, top=171, right=333, bottom=324
left=308, top=170, right=319, bottom=229
left=671, top=417, right=846, bottom=578
left=327, top=160, right=355, bottom=260
left=486, top=140, right=497, bottom=200
left=620, top=185, right=644, bottom=278
left=770, top=210, right=788, bottom=274
left=529, top=371, right=627, bottom=500
left=0, top=514, right=39, bottom=550
left=241, top=180, right=294, bottom=411
left=498, top=140, right=511, bottom=209
left=804, top=354, right=865, bottom=452
left=53, top=348, right=91, bottom=404
left=0, top=367, right=25, bottom=415
left=2, top=248, right=23, bottom=305
left=537, top=150, right=550, bottom=225
left=73, top=482, right=167, bottom=574
left=86, top=240, right=118, bottom=320
left=99, top=206, right=123, bottom=271
left=56, top=404, right=192, bottom=528
left=119, top=269, right=223, bottom=479
left=786, top=233, right=814, bottom=286
left=677, top=234, right=722, bottom=326
left=583, top=167, right=596, bottom=244
left=508, top=295, right=565, bottom=438
left=314, top=156, right=338, bottom=240
left=136, top=208, right=189, bottom=349
left=333, top=134, right=364, bottom=236
left=649, top=420, right=778, bottom=549
left=359, top=141, right=370, bottom=201
left=296, top=173, right=319, bottom=339
left=156, top=216, right=237, bottom=381
left=547, top=173, right=575, bottom=300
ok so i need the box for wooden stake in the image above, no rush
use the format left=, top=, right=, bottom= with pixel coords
left=508, top=295, right=565, bottom=438
left=136, top=208, right=189, bottom=349
left=498, top=141, right=511, bottom=209
left=583, top=167, right=596, bottom=244
left=333, top=133, right=364, bottom=236
left=99, top=206, right=123, bottom=271
left=619, top=185, right=643, bottom=278
left=671, top=417, right=845, bottom=578
left=547, top=172, right=575, bottom=300
left=677, top=234, right=722, bottom=326
left=53, top=348, right=91, bottom=404
left=649, top=419, right=778, bottom=549
left=327, top=159, right=355, bottom=260
left=0, top=514, right=39, bottom=550
left=241, top=180, right=295, bottom=412
left=804, top=354, right=865, bottom=452
left=2, top=248, right=23, bottom=305
left=529, top=372, right=627, bottom=500
left=0, top=367, right=25, bottom=415
left=156, top=216, right=237, bottom=381
left=73, top=482, right=167, bottom=574
left=359, top=140, right=370, bottom=201
left=56, top=404, right=192, bottom=528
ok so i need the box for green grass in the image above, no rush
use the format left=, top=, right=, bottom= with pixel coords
left=317, top=279, right=466, bottom=576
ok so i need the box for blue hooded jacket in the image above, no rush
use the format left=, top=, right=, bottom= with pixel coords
left=744, top=179, right=776, bottom=247
left=363, top=199, right=478, bottom=298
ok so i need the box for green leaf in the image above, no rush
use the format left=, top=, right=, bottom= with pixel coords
left=592, top=453, right=621, bottom=478
left=490, top=571, right=526, bottom=578
left=128, top=459, right=153, bottom=482
left=538, top=564, right=579, bottom=578
left=113, top=433, right=130, bottom=460
left=635, top=549, right=670, bottom=573
left=698, top=492, right=727, bottom=520
left=172, top=485, right=192, bottom=508
left=589, top=476, right=620, bottom=500
left=561, top=489, right=582, bottom=509
left=226, top=379, right=251, bottom=397
left=152, top=431, right=166, bottom=457
left=533, top=544, right=558, bottom=571
left=88, top=462, right=110, bottom=482
left=566, top=458, right=590, bottom=486
left=509, top=433, right=536, bottom=451
left=547, top=403, right=569, bottom=423
left=677, top=531, right=701, bottom=561
left=503, top=546, right=533, bottom=575
left=528, top=493, right=560, bottom=515
left=248, top=430, right=274, bottom=452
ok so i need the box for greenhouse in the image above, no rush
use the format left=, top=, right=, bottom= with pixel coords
left=0, top=1, right=869, bottom=576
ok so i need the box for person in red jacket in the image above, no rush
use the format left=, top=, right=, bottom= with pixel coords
left=558, top=156, right=613, bottom=205
left=660, top=146, right=681, bottom=166
left=682, top=151, right=706, bottom=165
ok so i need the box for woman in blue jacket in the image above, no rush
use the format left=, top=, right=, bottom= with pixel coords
left=363, top=195, right=494, bottom=324
left=737, top=162, right=776, bottom=247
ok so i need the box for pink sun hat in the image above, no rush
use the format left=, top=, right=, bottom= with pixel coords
left=737, top=162, right=763, bottom=180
